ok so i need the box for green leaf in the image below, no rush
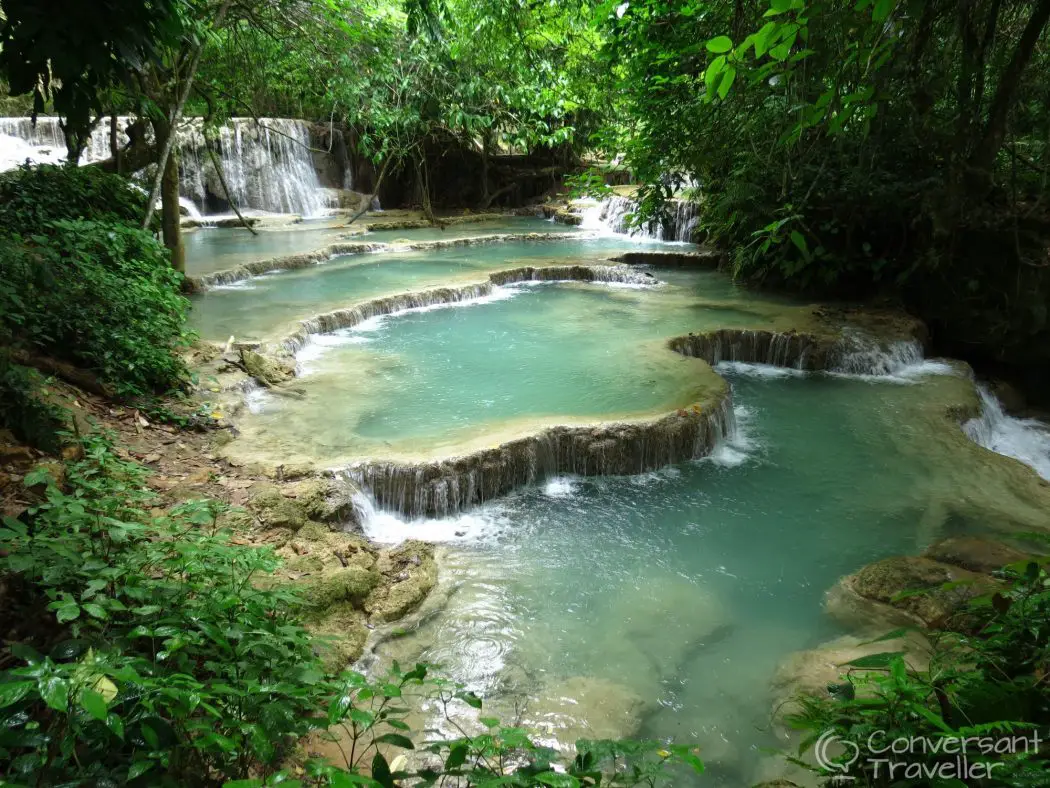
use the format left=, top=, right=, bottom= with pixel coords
left=0, top=681, right=34, bottom=708
left=445, top=743, right=468, bottom=770
left=706, top=36, right=733, bottom=54
left=374, top=733, right=414, bottom=750
left=82, top=603, right=108, bottom=620
left=39, top=675, right=70, bottom=711
left=80, top=688, right=108, bottom=721
left=872, top=0, right=896, bottom=22
left=372, top=753, right=394, bottom=788
left=128, top=759, right=154, bottom=780
left=55, top=602, right=80, bottom=623
left=718, top=66, right=737, bottom=100
left=789, top=231, right=809, bottom=258
left=457, top=691, right=483, bottom=710
left=842, top=651, right=904, bottom=669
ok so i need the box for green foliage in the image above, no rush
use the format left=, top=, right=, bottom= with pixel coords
left=0, top=217, right=190, bottom=398
left=0, top=358, right=67, bottom=452
left=786, top=556, right=1050, bottom=786
left=0, top=437, right=700, bottom=786
left=598, top=0, right=1050, bottom=365
left=0, top=0, right=186, bottom=158
left=0, top=164, right=154, bottom=236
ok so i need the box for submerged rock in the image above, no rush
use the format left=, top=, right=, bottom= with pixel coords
left=519, top=676, right=645, bottom=749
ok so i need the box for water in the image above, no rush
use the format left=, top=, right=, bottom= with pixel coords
left=188, top=232, right=705, bottom=342
left=221, top=267, right=808, bottom=466
left=183, top=216, right=575, bottom=277
left=195, top=226, right=1050, bottom=784
left=355, top=369, right=1050, bottom=785
left=965, top=386, right=1050, bottom=480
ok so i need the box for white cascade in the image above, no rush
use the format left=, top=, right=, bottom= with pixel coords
left=0, top=116, right=329, bottom=217
left=586, top=195, right=700, bottom=242
left=964, top=387, right=1050, bottom=481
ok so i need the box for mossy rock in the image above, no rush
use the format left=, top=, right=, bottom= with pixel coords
left=216, top=507, right=254, bottom=532
left=844, top=556, right=997, bottom=629
left=923, top=536, right=1035, bottom=575
left=248, top=483, right=308, bottom=530
left=240, top=349, right=295, bottom=387
left=367, top=541, right=437, bottom=623
left=296, top=520, right=333, bottom=543
left=307, top=566, right=381, bottom=609
left=309, top=602, right=369, bottom=671
left=285, top=478, right=356, bottom=525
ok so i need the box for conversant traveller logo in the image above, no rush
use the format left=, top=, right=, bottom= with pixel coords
left=812, top=728, right=1043, bottom=783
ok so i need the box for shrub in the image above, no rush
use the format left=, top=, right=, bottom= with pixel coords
left=0, top=163, right=153, bottom=236
left=0, top=437, right=702, bottom=786
left=0, top=220, right=190, bottom=397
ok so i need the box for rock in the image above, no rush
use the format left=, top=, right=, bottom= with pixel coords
left=248, top=483, right=308, bottom=530
left=770, top=631, right=930, bottom=732
left=836, top=556, right=997, bottom=630
left=989, top=380, right=1026, bottom=413
left=309, top=602, right=370, bottom=671
left=306, top=566, right=381, bottom=608
left=284, top=477, right=357, bottom=526
left=240, top=348, right=295, bottom=387
left=923, top=536, right=1033, bottom=574
left=216, top=508, right=254, bottom=532
left=366, top=541, right=437, bottom=623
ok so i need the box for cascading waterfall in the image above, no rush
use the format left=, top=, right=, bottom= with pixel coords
left=177, top=119, right=328, bottom=216
left=825, top=331, right=925, bottom=375
left=0, top=115, right=330, bottom=217
left=346, top=390, right=735, bottom=518
left=583, top=195, right=700, bottom=242
left=964, top=387, right=1050, bottom=481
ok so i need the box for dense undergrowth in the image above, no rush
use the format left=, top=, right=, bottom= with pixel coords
left=788, top=553, right=1050, bottom=785
left=0, top=165, right=192, bottom=446
left=0, top=435, right=703, bottom=786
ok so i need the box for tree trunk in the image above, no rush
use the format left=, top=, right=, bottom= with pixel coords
left=480, top=132, right=491, bottom=208
left=969, top=0, right=1050, bottom=177
left=151, top=116, right=185, bottom=273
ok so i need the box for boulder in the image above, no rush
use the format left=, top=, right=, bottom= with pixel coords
left=307, top=566, right=381, bottom=608
left=309, top=602, right=370, bottom=671
left=836, top=556, right=997, bottom=630
left=248, top=483, right=308, bottom=530
left=283, top=477, right=358, bottom=526
left=240, top=348, right=295, bottom=387
left=366, top=541, right=438, bottom=623
left=923, top=536, right=1033, bottom=574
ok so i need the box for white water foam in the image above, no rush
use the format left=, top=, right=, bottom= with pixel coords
left=964, top=387, right=1050, bottom=481
left=355, top=491, right=511, bottom=545
left=704, top=404, right=758, bottom=467
left=715, top=361, right=805, bottom=380
left=543, top=476, right=579, bottom=498
left=295, top=330, right=372, bottom=374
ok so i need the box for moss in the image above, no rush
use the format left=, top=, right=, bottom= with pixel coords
left=309, top=602, right=369, bottom=670
left=240, top=349, right=294, bottom=387
left=216, top=508, right=254, bottom=532
left=248, top=484, right=308, bottom=530
left=307, top=566, right=381, bottom=609
left=366, top=541, right=437, bottom=623
left=296, top=520, right=332, bottom=542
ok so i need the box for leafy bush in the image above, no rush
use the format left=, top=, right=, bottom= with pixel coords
left=787, top=553, right=1050, bottom=786
left=0, top=163, right=153, bottom=236
left=0, top=220, right=190, bottom=397
left=0, top=437, right=702, bottom=786
left=0, top=357, right=67, bottom=451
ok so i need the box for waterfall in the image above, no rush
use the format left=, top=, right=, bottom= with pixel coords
left=964, top=387, right=1050, bottom=481
left=582, top=195, right=700, bottom=243
left=826, top=331, right=925, bottom=375
left=346, top=390, right=735, bottom=518
left=177, top=118, right=328, bottom=217
left=0, top=116, right=330, bottom=217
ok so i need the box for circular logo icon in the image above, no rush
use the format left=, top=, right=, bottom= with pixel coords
left=814, top=730, right=861, bottom=774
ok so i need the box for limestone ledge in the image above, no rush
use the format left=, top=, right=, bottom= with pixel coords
left=185, top=231, right=600, bottom=291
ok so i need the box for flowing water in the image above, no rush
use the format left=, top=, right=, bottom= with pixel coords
left=190, top=224, right=1050, bottom=785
